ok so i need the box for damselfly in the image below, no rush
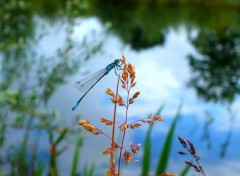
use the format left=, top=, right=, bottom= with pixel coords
left=72, top=59, right=121, bottom=111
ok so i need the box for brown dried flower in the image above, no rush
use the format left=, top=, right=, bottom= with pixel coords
left=119, top=124, right=128, bottom=131
left=105, top=88, right=115, bottom=97
left=123, top=151, right=133, bottom=164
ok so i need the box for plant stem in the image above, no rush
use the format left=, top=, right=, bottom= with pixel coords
left=118, top=79, right=130, bottom=176
left=109, top=76, right=120, bottom=176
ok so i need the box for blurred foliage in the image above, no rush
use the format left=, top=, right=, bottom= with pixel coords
left=188, top=27, right=240, bottom=103
left=0, top=0, right=103, bottom=175
left=88, top=0, right=240, bottom=50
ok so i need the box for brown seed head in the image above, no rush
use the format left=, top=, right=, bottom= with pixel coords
left=147, top=120, right=155, bottom=125
left=100, top=118, right=113, bottom=126
left=154, top=115, right=164, bottom=121
left=160, top=173, right=177, bottom=176
left=123, top=151, right=133, bottom=164
left=119, top=123, right=128, bottom=131
left=105, top=88, right=115, bottom=97
left=129, top=123, right=141, bottom=129
left=102, top=148, right=114, bottom=155
left=111, top=97, right=117, bottom=103
left=77, top=120, right=99, bottom=135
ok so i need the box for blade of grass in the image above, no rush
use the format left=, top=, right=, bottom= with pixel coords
left=35, top=164, right=45, bottom=176
left=155, top=102, right=182, bottom=175
left=20, top=116, right=34, bottom=175
left=141, top=104, right=165, bottom=176
left=87, top=164, right=95, bottom=176
left=55, top=128, right=68, bottom=145
left=83, top=163, right=95, bottom=176
left=71, top=137, right=83, bottom=176
left=180, top=165, right=191, bottom=176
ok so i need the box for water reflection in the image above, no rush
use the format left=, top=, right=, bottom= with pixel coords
left=202, top=111, right=214, bottom=149
left=220, top=105, right=237, bottom=158
left=1, top=0, right=240, bottom=175
left=188, top=27, right=240, bottom=103
left=89, top=1, right=240, bottom=50
left=0, top=1, right=103, bottom=175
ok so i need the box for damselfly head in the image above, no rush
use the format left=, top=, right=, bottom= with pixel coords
left=114, top=59, right=120, bottom=65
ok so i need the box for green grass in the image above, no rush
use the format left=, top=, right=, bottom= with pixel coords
left=141, top=102, right=190, bottom=176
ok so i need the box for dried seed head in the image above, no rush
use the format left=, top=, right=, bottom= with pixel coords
left=111, top=97, right=117, bottom=103
left=112, top=142, right=119, bottom=149
left=127, top=64, right=133, bottom=73
left=119, top=123, right=128, bottom=131
left=130, top=143, right=141, bottom=154
left=185, top=160, right=194, bottom=167
left=129, top=98, right=134, bottom=104
left=178, top=136, right=206, bottom=176
left=77, top=120, right=100, bottom=135
left=131, top=75, right=136, bottom=84
left=147, top=113, right=153, bottom=119
left=105, top=88, right=115, bottom=97
left=187, top=139, right=197, bottom=156
left=147, top=120, right=155, bottom=125
left=123, top=151, right=133, bottom=164
left=131, top=81, right=137, bottom=88
left=122, top=70, right=128, bottom=81
left=129, top=123, right=141, bottom=129
left=100, top=118, right=113, bottom=126
left=105, top=121, right=113, bottom=126
left=117, top=94, right=124, bottom=106
left=160, top=173, right=177, bottom=176
left=129, top=91, right=140, bottom=104
left=120, top=78, right=125, bottom=84
left=100, top=118, right=108, bottom=123
left=104, top=170, right=118, bottom=176
left=178, top=136, right=187, bottom=148
left=154, top=115, right=164, bottom=121
left=77, top=119, right=89, bottom=126
left=132, top=91, right=140, bottom=99
left=102, top=148, right=114, bottom=155
left=178, top=151, right=187, bottom=155
left=121, top=53, right=126, bottom=61
left=130, top=67, right=135, bottom=78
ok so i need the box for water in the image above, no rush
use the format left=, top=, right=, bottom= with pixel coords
left=49, top=19, right=240, bottom=175
left=1, top=1, right=240, bottom=175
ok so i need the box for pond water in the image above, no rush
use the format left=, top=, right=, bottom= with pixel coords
left=51, top=18, right=240, bottom=176
left=1, top=1, right=240, bottom=176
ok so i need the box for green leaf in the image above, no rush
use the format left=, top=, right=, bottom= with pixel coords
left=55, top=128, right=68, bottom=145
left=141, top=104, right=165, bottom=175
left=83, top=163, right=95, bottom=176
left=0, top=90, right=18, bottom=105
left=180, top=165, right=191, bottom=176
left=87, top=164, right=95, bottom=176
left=155, top=102, right=182, bottom=175
left=35, top=164, right=45, bottom=176
left=71, top=137, right=83, bottom=176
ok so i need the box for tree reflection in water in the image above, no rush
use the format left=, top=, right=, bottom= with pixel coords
left=188, top=27, right=240, bottom=103
left=188, top=27, right=240, bottom=157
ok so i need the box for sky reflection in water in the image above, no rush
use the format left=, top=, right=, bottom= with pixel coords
left=46, top=18, right=240, bottom=175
